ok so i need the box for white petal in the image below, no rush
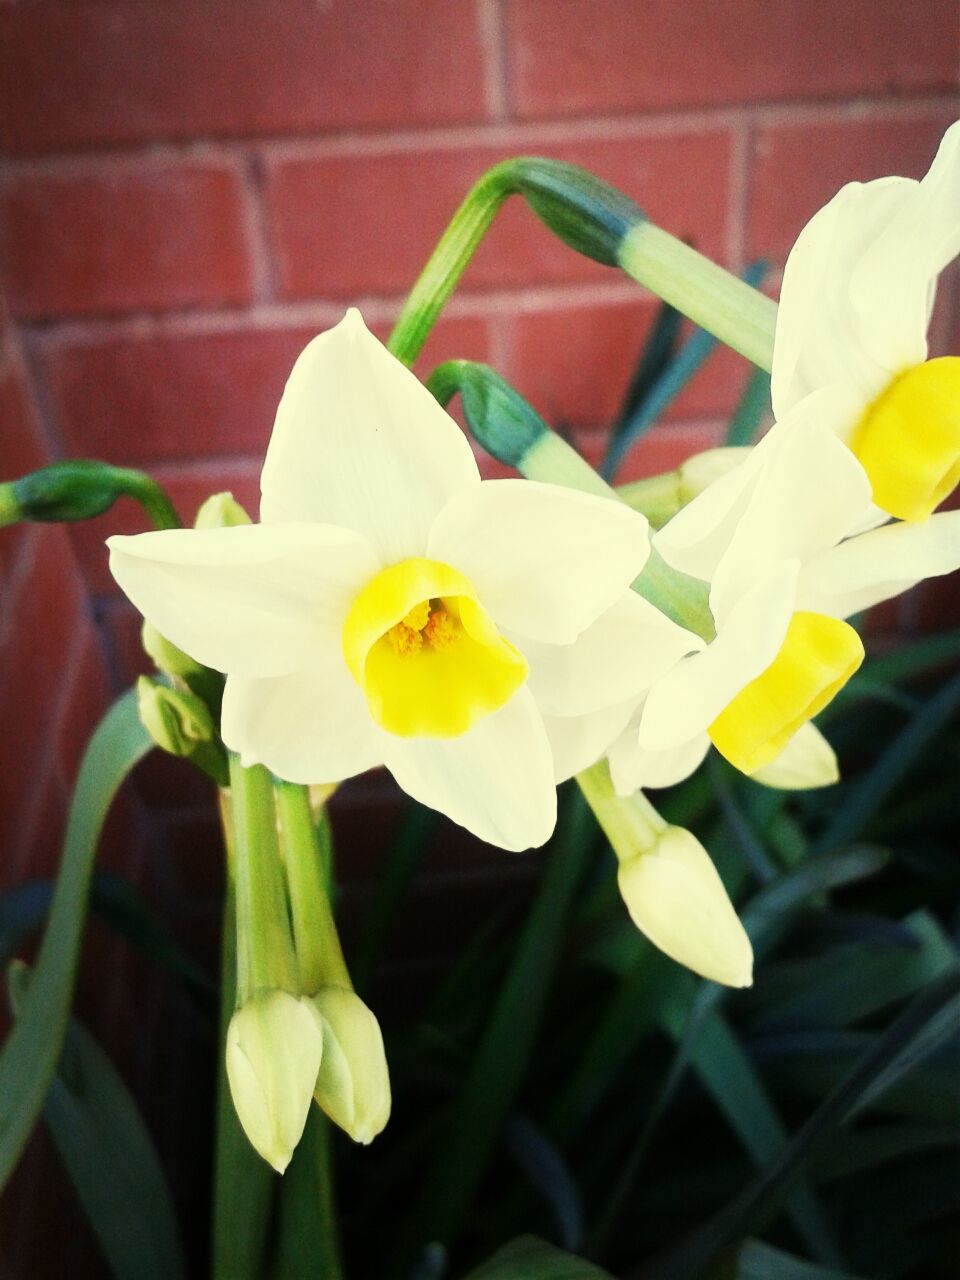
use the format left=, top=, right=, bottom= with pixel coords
left=428, top=479, right=650, bottom=644
left=654, top=445, right=763, bottom=583
left=617, top=826, right=753, bottom=987
left=638, top=562, right=798, bottom=751
left=751, top=721, right=839, bottom=790
left=850, top=121, right=960, bottom=376
left=541, top=700, right=638, bottom=784
left=708, top=410, right=872, bottom=626
left=221, top=659, right=383, bottom=785
left=608, top=719, right=710, bottom=794
left=383, top=687, right=557, bottom=851
left=108, top=523, right=378, bottom=677
left=773, top=178, right=920, bottom=420
left=260, top=309, right=479, bottom=561
left=798, top=509, right=960, bottom=619
left=517, top=591, right=703, bottom=717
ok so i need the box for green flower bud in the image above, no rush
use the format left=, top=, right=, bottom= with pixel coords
left=141, top=621, right=203, bottom=680
left=194, top=491, right=251, bottom=529
left=0, top=460, right=179, bottom=529
left=309, top=987, right=391, bottom=1145
left=512, top=157, right=645, bottom=268
left=136, top=676, right=214, bottom=756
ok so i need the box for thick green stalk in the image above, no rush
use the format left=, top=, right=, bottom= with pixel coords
left=576, top=759, right=666, bottom=862
left=228, top=756, right=297, bottom=1000
left=389, top=155, right=775, bottom=372
left=619, top=223, right=778, bottom=371
left=211, top=791, right=273, bottom=1280
left=388, top=157, right=643, bottom=366
left=273, top=780, right=350, bottom=992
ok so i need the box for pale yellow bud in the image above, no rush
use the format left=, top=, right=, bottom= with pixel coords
left=225, top=991, right=324, bottom=1173
left=617, top=826, right=753, bottom=988
left=310, top=987, right=391, bottom=1145
left=751, top=721, right=839, bottom=791
left=194, top=491, right=251, bottom=529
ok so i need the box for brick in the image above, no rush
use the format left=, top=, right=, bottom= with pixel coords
left=0, top=526, right=85, bottom=880
left=507, top=0, right=959, bottom=119
left=0, top=354, right=49, bottom=583
left=1, top=160, right=253, bottom=319
left=499, top=299, right=746, bottom=431
left=41, top=313, right=490, bottom=468
left=749, top=112, right=958, bottom=262
left=267, top=131, right=732, bottom=300
left=0, top=1, right=487, bottom=153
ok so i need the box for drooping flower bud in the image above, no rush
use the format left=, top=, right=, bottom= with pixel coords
left=309, top=987, right=391, bottom=1145
left=225, top=990, right=324, bottom=1174
left=617, top=825, right=753, bottom=988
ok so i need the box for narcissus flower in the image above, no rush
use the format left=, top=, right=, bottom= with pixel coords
left=109, top=310, right=682, bottom=851
left=773, top=120, right=960, bottom=522
left=608, top=400, right=960, bottom=794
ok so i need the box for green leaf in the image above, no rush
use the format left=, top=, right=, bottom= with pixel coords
left=7, top=963, right=186, bottom=1280
left=273, top=1107, right=343, bottom=1280
left=0, top=690, right=152, bottom=1190
left=724, top=366, right=772, bottom=447
left=461, top=1235, right=614, bottom=1280
left=353, top=801, right=437, bottom=994
left=640, top=970, right=960, bottom=1278
left=401, top=791, right=595, bottom=1260
left=717, top=1238, right=865, bottom=1280
left=815, top=671, right=960, bottom=852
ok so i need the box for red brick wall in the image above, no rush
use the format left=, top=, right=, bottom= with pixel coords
left=0, top=4, right=958, bottom=1272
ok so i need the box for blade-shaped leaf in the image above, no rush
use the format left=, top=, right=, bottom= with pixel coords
left=7, top=963, right=186, bottom=1280
left=0, top=689, right=151, bottom=1189
left=462, top=1235, right=614, bottom=1280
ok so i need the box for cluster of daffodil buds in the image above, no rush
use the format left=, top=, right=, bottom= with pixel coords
left=10, top=120, right=957, bottom=1166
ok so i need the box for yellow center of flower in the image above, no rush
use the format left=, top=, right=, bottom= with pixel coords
left=708, top=612, right=864, bottom=775
left=850, top=356, right=960, bottom=523
left=341, top=557, right=527, bottom=738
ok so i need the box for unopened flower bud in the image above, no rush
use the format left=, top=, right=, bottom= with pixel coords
left=751, top=721, right=839, bottom=791
left=310, top=987, right=391, bottom=1145
left=136, top=676, right=213, bottom=756
left=141, top=620, right=203, bottom=680
left=618, top=825, right=753, bottom=988
left=226, top=990, right=324, bottom=1173
left=194, top=491, right=251, bottom=529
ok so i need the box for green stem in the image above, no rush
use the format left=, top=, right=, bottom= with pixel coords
left=274, top=780, right=351, bottom=992
left=211, top=791, right=273, bottom=1280
left=228, top=756, right=297, bottom=1000
left=619, top=223, right=777, bottom=371
left=388, top=157, right=642, bottom=366
left=576, top=759, right=666, bottom=863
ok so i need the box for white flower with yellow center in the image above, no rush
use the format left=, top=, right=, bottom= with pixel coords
left=607, top=399, right=960, bottom=795
left=108, top=309, right=687, bottom=851
left=773, top=119, right=960, bottom=523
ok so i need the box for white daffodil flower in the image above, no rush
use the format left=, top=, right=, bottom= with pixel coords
left=773, top=119, right=960, bottom=523
left=108, top=309, right=689, bottom=851
left=608, top=398, right=960, bottom=795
